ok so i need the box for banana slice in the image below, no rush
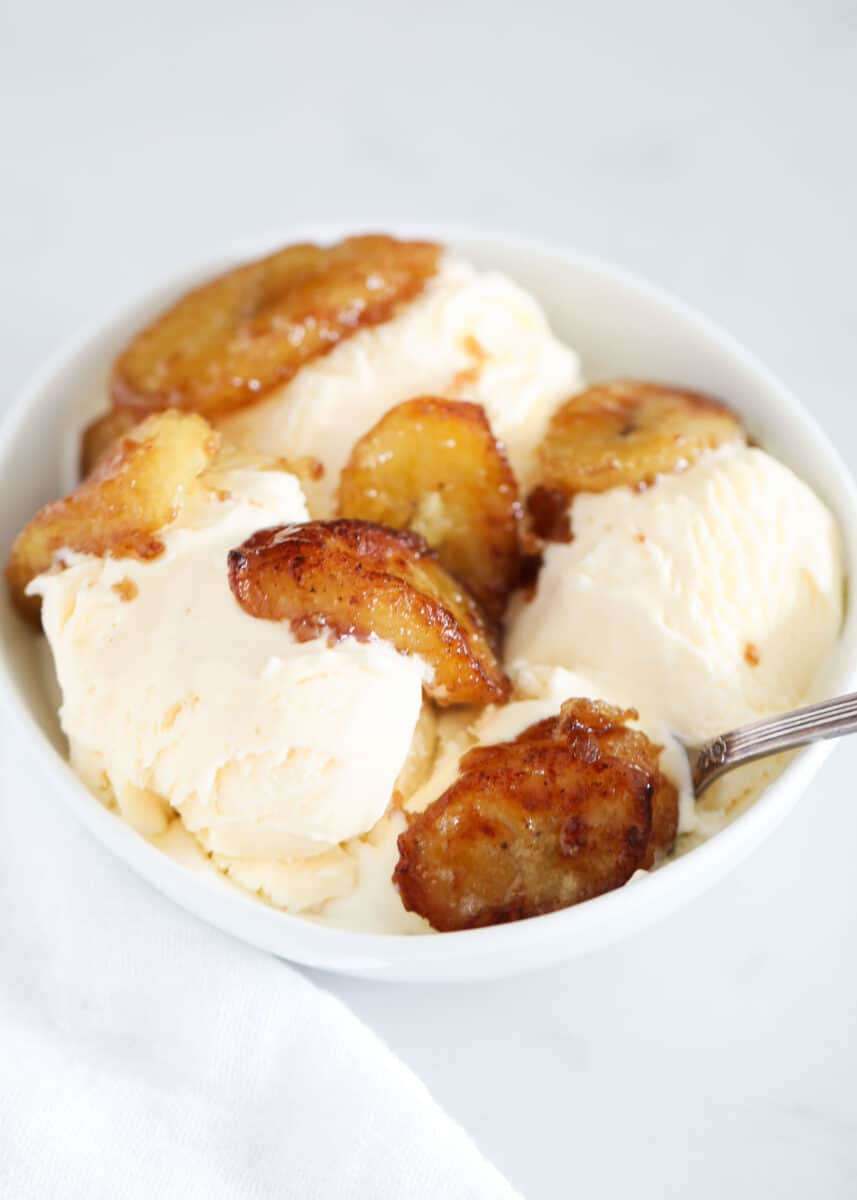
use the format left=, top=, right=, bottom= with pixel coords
left=338, top=397, right=521, bottom=621
left=529, top=380, right=743, bottom=536
left=110, top=235, right=440, bottom=418
left=81, top=408, right=325, bottom=496
left=227, top=519, right=510, bottom=707
left=465, top=696, right=678, bottom=869
left=7, top=411, right=217, bottom=621
left=80, top=408, right=145, bottom=476
left=394, top=698, right=667, bottom=931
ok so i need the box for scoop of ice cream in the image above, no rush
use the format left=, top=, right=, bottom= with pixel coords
left=217, top=254, right=583, bottom=515
left=31, top=465, right=427, bottom=881
left=506, top=445, right=844, bottom=741
left=205, top=699, right=438, bottom=914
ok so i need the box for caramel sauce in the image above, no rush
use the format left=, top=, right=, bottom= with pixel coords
left=112, top=577, right=139, bottom=602
left=527, top=485, right=573, bottom=543
left=450, top=334, right=488, bottom=393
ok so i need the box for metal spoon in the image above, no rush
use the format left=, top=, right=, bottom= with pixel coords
left=687, top=692, right=857, bottom=795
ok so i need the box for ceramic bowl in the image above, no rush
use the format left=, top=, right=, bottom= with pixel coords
left=2, top=222, right=855, bottom=981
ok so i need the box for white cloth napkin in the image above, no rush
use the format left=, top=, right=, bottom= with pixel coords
left=0, top=725, right=517, bottom=1199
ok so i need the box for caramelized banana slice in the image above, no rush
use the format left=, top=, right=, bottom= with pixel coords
left=338, top=397, right=521, bottom=620
left=529, top=380, right=743, bottom=535
left=82, top=404, right=326, bottom=489
left=394, top=698, right=673, bottom=931
left=80, top=408, right=144, bottom=476
left=395, top=746, right=651, bottom=932
left=228, top=519, right=510, bottom=707
left=506, top=699, right=677, bottom=864
left=543, top=699, right=678, bottom=866
left=111, top=235, right=441, bottom=417
left=6, top=411, right=217, bottom=621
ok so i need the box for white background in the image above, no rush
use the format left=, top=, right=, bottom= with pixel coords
left=3, top=2, right=857, bottom=1195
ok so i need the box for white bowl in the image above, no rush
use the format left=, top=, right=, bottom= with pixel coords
left=2, top=223, right=856, bottom=982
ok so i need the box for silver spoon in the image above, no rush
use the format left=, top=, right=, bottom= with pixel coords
left=687, top=692, right=857, bottom=795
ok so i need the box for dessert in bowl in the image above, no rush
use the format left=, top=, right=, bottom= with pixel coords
left=1, top=224, right=854, bottom=980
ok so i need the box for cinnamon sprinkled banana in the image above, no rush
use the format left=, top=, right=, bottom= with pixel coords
left=7, top=411, right=217, bottom=622
left=511, top=699, right=678, bottom=868
left=529, top=380, right=743, bottom=538
left=110, top=235, right=440, bottom=418
left=227, top=519, right=510, bottom=707
left=338, top=397, right=521, bottom=621
left=394, top=698, right=677, bottom=931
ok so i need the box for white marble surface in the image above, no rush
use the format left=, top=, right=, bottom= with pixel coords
left=3, top=1, right=857, bottom=1195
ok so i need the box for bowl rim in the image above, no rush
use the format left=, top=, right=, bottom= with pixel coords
left=2, top=219, right=856, bottom=981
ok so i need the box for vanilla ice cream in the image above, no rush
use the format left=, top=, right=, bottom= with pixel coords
left=30, top=464, right=428, bottom=910
left=506, top=444, right=844, bottom=742
left=22, top=238, right=850, bottom=937
left=217, top=254, right=583, bottom=515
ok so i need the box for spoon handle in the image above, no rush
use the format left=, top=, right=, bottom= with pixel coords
left=688, top=692, right=857, bottom=795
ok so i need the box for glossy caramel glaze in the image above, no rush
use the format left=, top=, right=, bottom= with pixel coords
left=526, top=485, right=573, bottom=543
